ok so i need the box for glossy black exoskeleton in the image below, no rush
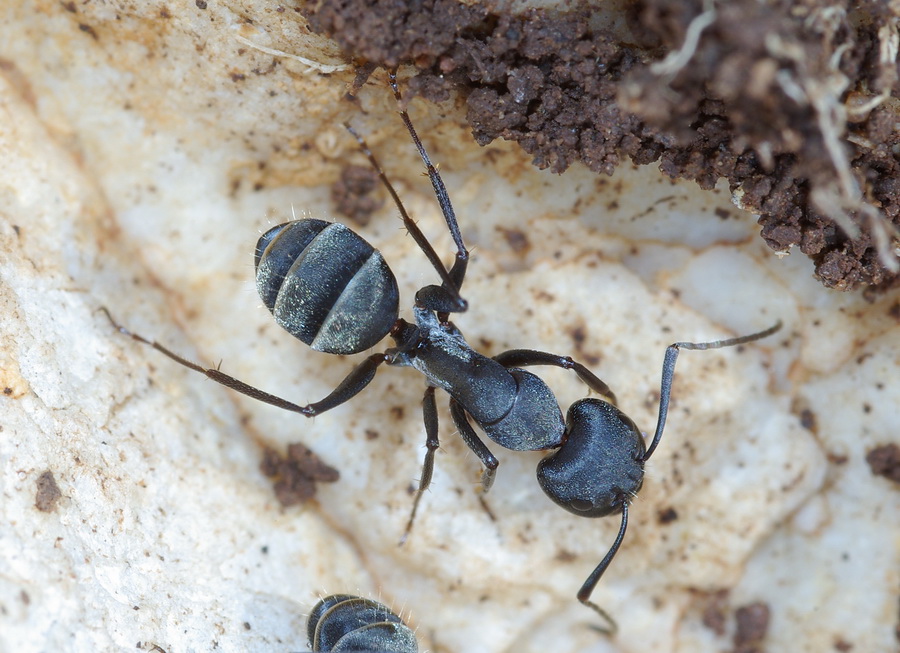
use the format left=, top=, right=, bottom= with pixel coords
left=254, top=219, right=399, bottom=355
left=103, top=70, right=781, bottom=630
left=306, top=594, right=417, bottom=653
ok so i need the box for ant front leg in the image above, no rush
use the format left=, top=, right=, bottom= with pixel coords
left=493, top=349, right=618, bottom=405
left=101, top=308, right=387, bottom=417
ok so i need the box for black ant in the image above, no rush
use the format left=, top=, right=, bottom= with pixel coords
left=306, top=594, right=417, bottom=653
left=103, top=70, right=781, bottom=630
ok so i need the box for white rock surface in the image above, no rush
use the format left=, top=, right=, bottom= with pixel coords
left=1, top=3, right=897, bottom=653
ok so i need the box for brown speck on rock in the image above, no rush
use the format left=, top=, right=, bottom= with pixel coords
left=331, top=164, right=384, bottom=226
left=799, top=408, right=818, bottom=435
left=260, top=443, right=339, bottom=507
left=701, top=589, right=729, bottom=637
left=497, top=227, right=530, bottom=253
left=865, top=444, right=900, bottom=484
left=888, top=302, right=900, bottom=322
left=570, top=325, right=587, bottom=348
left=478, top=495, right=497, bottom=522
left=895, top=595, right=900, bottom=644
left=554, top=549, right=577, bottom=563
left=78, top=23, right=98, bottom=40
left=568, top=323, right=600, bottom=366
left=35, top=470, right=62, bottom=512
left=734, top=602, right=770, bottom=651
left=657, top=506, right=678, bottom=524
left=827, top=452, right=849, bottom=465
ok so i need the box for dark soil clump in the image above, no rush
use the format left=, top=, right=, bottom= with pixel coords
left=306, top=0, right=900, bottom=291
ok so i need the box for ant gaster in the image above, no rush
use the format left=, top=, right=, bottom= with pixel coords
left=104, top=70, right=781, bottom=630
left=307, top=594, right=417, bottom=653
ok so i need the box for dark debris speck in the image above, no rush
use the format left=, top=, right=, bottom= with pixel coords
left=260, top=442, right=340, bottom=507
left=35, top=470, right=62, bottom=512
left=865, top=443, right=900, bottom=484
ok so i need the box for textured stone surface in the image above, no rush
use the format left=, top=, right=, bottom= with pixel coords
left=1, top=3, right=897, bottom=653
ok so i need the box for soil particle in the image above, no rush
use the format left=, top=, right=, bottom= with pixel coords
left=260, top=442, right=340, bottom=507
left=865, top=443, right=900, bottom=484
left=331, top=164, right=385, bottom=226
left=733, top=602, right=771, bottom=653
left=35, top=470, right=62, bottom=513
left=701, top=589, right=730, bottom=636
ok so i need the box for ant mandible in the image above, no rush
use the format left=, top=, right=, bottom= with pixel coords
left=103, top=70, right=781, bottom=630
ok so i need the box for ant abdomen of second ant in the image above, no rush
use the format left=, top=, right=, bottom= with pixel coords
left=307, top=594, right=417, bottom=653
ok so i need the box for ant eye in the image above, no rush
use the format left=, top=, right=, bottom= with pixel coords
left=570, top=499, right=594, bottom=512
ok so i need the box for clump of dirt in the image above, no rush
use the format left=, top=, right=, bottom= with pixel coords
left=626, top=0, right=900, bottom=291
left=733, top=602, right=771, bottom=653
left=305, top=0, right=900, bottom=291
left=331, top=164, right=385, bottom=225
left=34, top=470, right=62, bottom=513
left=866, top=443, right=900, bottom=483
left=260, top=442, right=340, bottom=507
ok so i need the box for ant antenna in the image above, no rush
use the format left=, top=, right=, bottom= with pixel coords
left=644, top=320, right=783, bottom=461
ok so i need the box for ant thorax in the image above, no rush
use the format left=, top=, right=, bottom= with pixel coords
left=390, top=307, right=517, bottom=424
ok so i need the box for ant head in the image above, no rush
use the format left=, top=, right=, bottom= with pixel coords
left=537, top=399, right=646, bottom=518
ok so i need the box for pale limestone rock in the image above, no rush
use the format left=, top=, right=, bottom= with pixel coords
left=0, top=3, right=896, bottom=653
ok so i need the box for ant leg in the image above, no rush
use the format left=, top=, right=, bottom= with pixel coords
left=448, top=399, right=499, bottom=492
left=102, top=308, right=386, bottom=418
left=388, top=70, right=470, bottom=297
left=343, top=123, right=467, bottom=315
left=493, top=349, right=618, bottom=406
left=575, top=501, right=628, bottom=636
left=400, top=386, right=441, bottom=545
left=644, top=320, right=782, bottom=461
